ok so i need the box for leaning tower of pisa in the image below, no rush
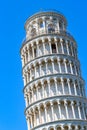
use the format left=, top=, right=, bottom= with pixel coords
left=20, top=11, right=87, bottom=130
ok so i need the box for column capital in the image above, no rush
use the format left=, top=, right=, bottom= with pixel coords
left=64, top=58, right=67, bottom=62
left=61, top=77, right=64, bottom=82
left=60, top=38, right=63, bottom=43
left=48, top=38, right=51, bottom=42
left=69, top=60, right=73, bottom=64
left=42, top=16, right=46, bottom=20
left=36, top=40, right=39, bottom=45
left=54, top=38, right=58, bottom=42
left=47, top=79, right=50, bottom=84
left=64, top=100, right=68, bottom=105
left=42, top=39, right=45, bottom=43
left=54, top=78, right=57, bottom=82
left=71, top=101, right=75, bottom=105
left=58, top=58, right=61, bottom=62
left=51, top=102, right=53, bottom=106
left=58, top=100, right=61, bottom=105
left=67, top=78, right=71, bottom=82
left=31, top=43, right=34, bottom=47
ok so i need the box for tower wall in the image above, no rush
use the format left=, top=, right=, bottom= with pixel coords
left=20, top=11, right=87, bottom=130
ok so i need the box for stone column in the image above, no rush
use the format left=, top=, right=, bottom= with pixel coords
left=32, top=88, right=34, bottom=103
left=66, top=40, right=69, bottom=55
left=39, top=62, right=42, bottom=76
left=51, top=103, right=54, bottom=121
left=45, top=61, right=48, bottom=75
left=49, top=40, right=52, bottom=54
left=24, top=51, right=27, bottom=64
left=21, top=55, right=24, bottom=67
left=52, top=60, right=55, bottom=73
left=57, top=19, right=59, bottom=32
left=81, top=127, right=85, bottom=130
left=58, top=101, right=62, bottom=119
left=43, top=17, right=46, bottom=33
left=61, top=78, right=65, bottom=95
left=82, top=104, right=86, bottom=120
left=77, top=103, right=82, bottom=119
left=75, top=126, right=78, bottom=130
left=73, top=80, right=77, bottom=95
left=54, top=79, right=58, bottom=95
left=26, top=116, right=30, bottom=130
left=36, top=41, right=39, bottom=57
left=27, top=71, right=30, bottom=82
left=48, top=80, right=51, bottom=97
left=34, top=110, right=36, bottom=127
left=36, top=85, right=38, bottom=100
left=77, top=80, right=81, bottom=96
left=36, top=18, right=39, bottom=34
left=71, top=101, right=76, bottom=119
left=31, top=44, right=34, bottom=59
left=24, top=94, right=28, bottom=107
left=67, top=79, right=71, bottom=95
left=44, top=105, right=47, bottom=122
left=34, top=65, right=36, bottom=78
left=27, top=46, right=30, bottom=62
left=30, top=67, right=32, bottom=81
left=58, top=58, right=62, bottom=73
left=31, top=115, right=33, bottom=128
left=70, top=61, right=73, bottom=74
left=42, top=39, right=45, bottom=55
left=42, top=82, right=44, bottom=98
left=82, top=86, right=84, bottom=97
left=28, top=92, right=30, bottom=105
left=64, top=59, right=68, bottom=73
left=26, top=72, right=29, bottom=84
left=60, top=39, right=64, bottom=54
left=55, top=39, right=58, bottom=53
left=64, top=100, right=69, bottom=119
left=71, top=42, right=74, bottom=56
left=38, top=107, right=41, bottom=124
left=24, top=73, right=27, bottom=85
left=74, top=62, right=77, bottom=75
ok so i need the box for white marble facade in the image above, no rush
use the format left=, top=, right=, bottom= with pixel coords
left=20, top=11, right=87, bottom=130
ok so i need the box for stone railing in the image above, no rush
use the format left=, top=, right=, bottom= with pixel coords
left=22, top=30, right=75, bottom=45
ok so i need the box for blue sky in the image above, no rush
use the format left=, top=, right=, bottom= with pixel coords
left=0, top=0, right=87, bottom=130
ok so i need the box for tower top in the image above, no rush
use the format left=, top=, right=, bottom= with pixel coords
left=24, top=10, right=67, bottom=30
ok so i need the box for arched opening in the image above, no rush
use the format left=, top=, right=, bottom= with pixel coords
left=57, top=127, right=61, bottom=130
left=48, top=24, right=55, bottom=33
left=31, top=28, right=36, bottom=37
left=50, top=128, right=54, bottom=130
left=64, top=126, right=68, bottom=130
left=39, top=21, right=44, bottom=28
left=59, top=20, right=63, bottom=31
left=51, top=43, right=56, bottom=53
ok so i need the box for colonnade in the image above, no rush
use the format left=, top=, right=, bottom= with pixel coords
left=25, top=99, right=87, bottom=129
left=42, top=125, right=87, bottom=130
left=24, top=77, right=85, bottom=106
left=23, top=57, right=81, bottom=85
left=26, top=14, right=67, bottom=40
left=21, top=38, right=77, bottom=67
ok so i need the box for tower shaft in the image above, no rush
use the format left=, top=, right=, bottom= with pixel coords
left=20, top=11, right=87, bottom=130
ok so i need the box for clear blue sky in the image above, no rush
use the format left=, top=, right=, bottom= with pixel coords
left=0, top=0, right=87, bottom=130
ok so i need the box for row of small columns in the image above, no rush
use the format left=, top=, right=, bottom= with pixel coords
left=21, top=38, right=77, bottom=66
left=24, top=78, right=85, bottom=107
left=23, top=58, right=81, bottom=85
left=26, top=16, right=66, bottom=34
left=26, top=100, right=87, bottom=129
left=27, top=125, right=87, bottom=130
